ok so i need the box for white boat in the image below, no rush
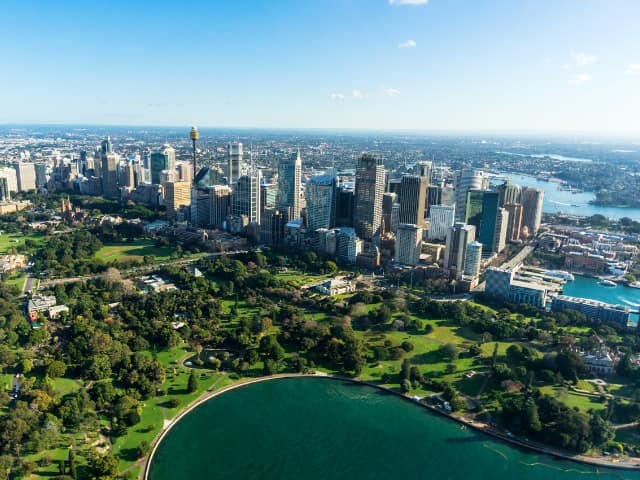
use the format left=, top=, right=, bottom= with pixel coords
left=628, top=281, right=640, bottom=289
left=546, top=270, right=575, bottom=281
left=598, top=279, right=617, bottom=287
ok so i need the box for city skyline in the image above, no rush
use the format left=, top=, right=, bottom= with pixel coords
left=1, top=0, right=639, bottom=134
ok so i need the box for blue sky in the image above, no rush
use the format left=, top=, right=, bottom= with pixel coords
left=1, top=0, right=639, bottom=133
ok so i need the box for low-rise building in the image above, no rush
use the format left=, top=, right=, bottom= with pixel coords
left=314, top=278, right=356, bottom=296
left=551, top=295, right=631, bottom=326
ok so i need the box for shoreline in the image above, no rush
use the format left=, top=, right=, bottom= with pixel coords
left=141, top=373, right=640, bottom=479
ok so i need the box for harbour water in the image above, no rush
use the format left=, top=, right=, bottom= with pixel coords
left=500, top=173, right=640, bottom=221
left=148, top=377, right=628, bottom=480
left=562, top=275, right=640, bottom=324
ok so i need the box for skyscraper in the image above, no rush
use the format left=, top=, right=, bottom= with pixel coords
left=427, top=205, right=455, bottom=241
left=277, top=151, right=302, bottom=220
left=463, top=241, right=483, bottom=277
left=504, top=203, right=523, bottom=242
left=232, top=170, right=262, bottom=225
left=0, top=167, right=18, bottom=193
left=464, top=189, right=484, bottom=232
left=521, top=188, right=544, bottom=236
left=398, top=175, right=428, bottom=227
left=418, top=161, right=433, bottom=184
left=101, top=149, right=119, bottom=199
left=493, top=208, right=509, bottom=253
left=335, top=185, right=355, bottom=227
left=15, top=162, right=36, bottom=192
left=189, top=126, right=199, bottom=179
left=354, top=154, right=385, bottom=241
left=150, top=145, right=175, bottom=185
left=497, top=180, right=521, bottom=206
left=382, top=192, right=397, bottom=234
left=478, top=190, right=500, bottom=252
left=165, top=181, right=191, bottom=222
left=444, top=222, right=476, bottom=274
left=454, top=169, right=486, bottom=222
left=396, top=223, right=423, bottom=266
left=305, top=174, right=336, bottom=231
left=261, top=209, right=288, bottom=245
left=34, top=163, right=47, bottom=188
left=227, top=142, right=243, bottom=185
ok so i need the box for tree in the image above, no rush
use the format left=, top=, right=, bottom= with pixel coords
left=187, top=370, right=199, bottom=393
left=87, top=450, right=118, bottom=479
left=46, top=360, right=66, bottom=379
left=401, top=379, right=412, bottom=393
left=439, top=343, right=458, bottom=361
left=136, top=440, right=151, bottom=459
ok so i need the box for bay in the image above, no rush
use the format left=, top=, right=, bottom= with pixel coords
left=148, top=377, right=630, bottom=480
left=499, top=173, right=640, bottom=221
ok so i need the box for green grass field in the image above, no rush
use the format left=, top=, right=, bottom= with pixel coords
left=0, top=232, right=44, bottom=254
left=539, top=386, right=607, bottom=412
left=96, top=240, right=175, bottom=264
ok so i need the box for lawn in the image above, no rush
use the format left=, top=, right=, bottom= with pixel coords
left=274, top=270, right=332, bottom=288
left=96, top=240, right=175, bottom=264
left=0, top=232, right=44, bottom=254
left=539, top=386, right=607, bottom=412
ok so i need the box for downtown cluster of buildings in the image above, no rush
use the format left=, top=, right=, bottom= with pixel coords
left=0, top=130, right=547, bottom=285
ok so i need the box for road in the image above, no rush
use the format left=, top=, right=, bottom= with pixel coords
left=38, top=250, right=248, bottom=288
left=472, top=244, right=535, bottom=293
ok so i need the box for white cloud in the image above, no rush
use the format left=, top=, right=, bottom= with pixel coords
left=389, top=0, right=428, bottom=4
left=627, top=64, right=640, bottom=76
left=384, top=88, right=400, bottom=97
left=569, top=73, right=592, bottom=86
left=572, top=52, right=597, bottom=67
left=352, top=89, right=364, bottom=100
left=398, top=39, right=416, bottom=49
left=329, top=93, right=345, bottom=101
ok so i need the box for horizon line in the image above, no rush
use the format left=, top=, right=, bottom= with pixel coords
left=1, top=122, right=640, bottom=140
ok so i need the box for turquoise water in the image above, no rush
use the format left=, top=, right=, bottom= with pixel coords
left=501, top=173, right=640, bottom=221
left=563, top=275, right=640, bottom=324
left=148, top=377, right=631, bottom=480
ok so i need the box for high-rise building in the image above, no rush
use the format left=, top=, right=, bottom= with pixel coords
left=34, top=162, right=47, bottom=188
left=165, top=181, right=191, bottom=222
left=336, top=227, right=362, bottom=264
left=121, top=161, right=136, bottom=188
left=101, top=137, right=113, bottom=155
left=354, top=154, right=385, bottom=241
left=398, top=175, right=428, bottom=227
left=277, top=151, right=302, bottom=220
left=192, top=184, right=231, bottom=228
left=227, top=142, right=243, bottom=185
left=428, top=205, right=455, bottom=241
left=464, top=189, right=484, bottom=232
left=305, top=174, right=336, bottom=231
left=382, top=192, right=397, bottom=234
left=260, top=182, right=277, bottom=212
left=396, top=223, right=423, bottom=266
left=426, top=184, right=441, bottom=217
left=101, top=151, right=119, bottom=198
left=454, top=169, right=486, bottom=222
left=478, top=190, right=500, bottom=252
left=16, top=162, right=36, bottom=192
left=176, top=161, right=193, bottom=185
left=497, top=180, right=521, bottom=206
left=335, top=185, right=355, bottom=227
left=232, top=170, right=261, bottom=225
left=260, top=209, right=288, bottom=245
left=521, top=188, right=544, bottom=236
left=150, top=145, right=175, bottom=185
left=418, top=161, right=433, bottom=184
left=463, top=241, right=483, bottom=277
left=0, top=178, right=9, bottom=202
left=504, top=203, right=523, bottom=242
left=444, top=222, right=476, bottom=274
left=493, top=207, right=509, bottom=253
left=0, top=167, right=18, bottom=193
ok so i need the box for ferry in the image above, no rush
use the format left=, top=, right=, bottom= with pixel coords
left=598, top=279, right=617, bottom=287
left=545, top=270, right=575, bottom=281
